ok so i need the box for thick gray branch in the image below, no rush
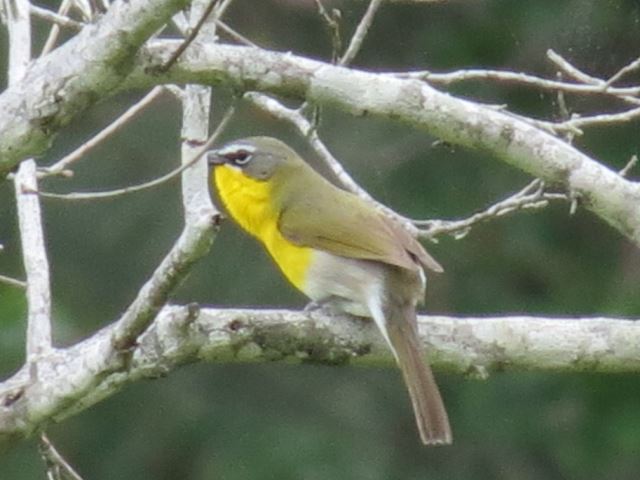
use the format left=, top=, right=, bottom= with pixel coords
left=3, top=39, right=639, bottom=243
left=14, top=160, right=53, bottom=360
left=110, top=216, right=216, bottom=351
left=0, top=0, right=189, bottom=175
left=127, top=42, right=640, bottom=245
left=0, top=221, right=216, bottom=452
left=7, top=0, right=53, bottom=360
left=1, top=307, right=638, bottom=450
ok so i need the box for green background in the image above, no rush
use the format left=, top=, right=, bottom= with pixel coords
left=2, top=0, right=640, bottom=478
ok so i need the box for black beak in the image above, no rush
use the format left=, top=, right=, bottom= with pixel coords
left=206, top=151, right=226, bottom=166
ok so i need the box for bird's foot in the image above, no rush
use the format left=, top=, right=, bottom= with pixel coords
left=303, top=300, right=324, bottom=313
left=303, top=298, right=343, bottom=317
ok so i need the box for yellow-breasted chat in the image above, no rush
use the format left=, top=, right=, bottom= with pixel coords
left=207, top=136, right=452, bottom=445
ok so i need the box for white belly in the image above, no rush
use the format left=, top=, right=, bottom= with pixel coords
left=302, top=251, right=381, bottom=317
left=304, top=250, right=427, bottom=359
left=303, top=250, right=425, bottom=318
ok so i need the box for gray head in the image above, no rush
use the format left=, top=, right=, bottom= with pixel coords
left=207, top=136, right=304, bottom=181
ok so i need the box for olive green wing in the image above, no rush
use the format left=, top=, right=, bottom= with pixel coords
left=386, top=214, right=444, bottom=273
left=278, top=191, right=443, bottom=273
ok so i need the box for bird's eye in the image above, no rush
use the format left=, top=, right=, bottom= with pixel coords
left=225, top=150, right=253, bottom=166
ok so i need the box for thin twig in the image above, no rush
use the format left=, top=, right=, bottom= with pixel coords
left=65, top=0, right=105, bottom=21
left=546, top=49, right=640, bottom=106
left=553, top=106, right=640, bottom=131
left=567, top=189, right=580, bottom=216
left=0, top=273, right=27, bottom=289
left=551, top=71, right=581, bottom=214
left=213, top=0, right=236, bottom=18
left=605, top=56, right=640, bottom=88
left=38, top=104, right=235, bottom=201
left=402, top=52, right=640, bottom=111
left=555, top=73, right=571, bottom=122
left=43, top=87, right=168, bottom=177
left=30, top=5, right=83, bottom=30
left=214, top=19, right=258, bottom=47
left=245, top=92, right=371, bottom=200
left=554, top=72, right=577, bottom=145
left=339, top=0, right=382, bottom=66
left=39, top=433, right=84, bottom=480
left=417, top=179, right=568, bottom=240
left=314, top=0, right=342, bottom=63
left=310, top=0, right=382, bottom=130
left=619, top=155, right=638, bottom=178
left=398, top=69, right=640, bottom=98
left=157, top=0, right=219, bottom=73
left=547, top=49, right=603, bottom=85
left=40, top=0, right=73, bottom=56
left=286, top=0, right=383, bottom=169
left=501, top=102, right=640, bottom=136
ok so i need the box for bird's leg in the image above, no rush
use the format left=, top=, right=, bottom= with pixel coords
left=304, top=296, right=344, bottom=316
left=304, top=300, right=324, bottom=312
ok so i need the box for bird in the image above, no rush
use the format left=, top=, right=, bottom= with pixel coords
left=207, top=136, right=452, bottom=445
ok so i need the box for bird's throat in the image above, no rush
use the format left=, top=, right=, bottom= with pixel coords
left=213, top=165, right=313, bottom=291
left=214, top=165, right=273, bottom=237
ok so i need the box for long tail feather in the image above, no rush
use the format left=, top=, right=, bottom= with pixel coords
left=371, top=299, right=452, bottom=445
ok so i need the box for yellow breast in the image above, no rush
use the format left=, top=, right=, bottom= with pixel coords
left=213, top=165, right=313, bottom=291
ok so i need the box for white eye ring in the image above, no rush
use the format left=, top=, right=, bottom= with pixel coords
left=232, top=151, right=253, bottom=165
left=216, top=143, right=256, bottom=167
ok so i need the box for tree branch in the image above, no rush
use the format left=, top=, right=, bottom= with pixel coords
left=14, top=160, right=53, bottom=361
left=244, top=92, right=374, bottom=201
left=5, top=0, right=32, bottom=85
left=0, top=0, right=190, bottom=175
left=417, top=179, right=569, bottom=240
left=37, top=106, right=234, bottom=200
left=157, top=0, right=219, bottom=73
left=339, top=0, right=383, bottom=66
left=39, top=433, right=84, bottom=480
left=1, top=306, right=639, bottom=450
left=39, top=0, right=74, bottom=56
left=3, top=39, right=640, bottom=243
left=404, top=68, right=640, bottom=101
left=0, top=274, right=27, bottom=289
left=124, top=42, right=640, bottom=245
left=7, top=0, right=54, bottom=362
left=109, top=0, right=220, bottom=353
left=43, top=86, right=168, bottom=177
left=30, top=4, right=83, bottom=32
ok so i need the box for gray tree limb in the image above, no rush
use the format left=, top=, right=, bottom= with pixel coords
left=14, top=160, right=53, bottom=361
left=1, top=306, right=638, bottom=451
left=3, top=38, right=639, bottom=244
left=129, top=41, right=640, bottom=246
left=6, top=0, right=54, bottom=361
left=0, top=0, right=189, bottom=175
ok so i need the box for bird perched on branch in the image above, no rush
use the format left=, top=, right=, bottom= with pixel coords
left=207, top=136, right=452, bottom=445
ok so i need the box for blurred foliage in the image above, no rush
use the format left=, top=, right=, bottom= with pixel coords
left=2, top=0, right=640, bottom=478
